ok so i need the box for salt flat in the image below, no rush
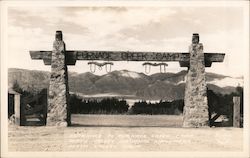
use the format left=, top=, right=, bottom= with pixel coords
left=8, top=115, right=243, bottom=152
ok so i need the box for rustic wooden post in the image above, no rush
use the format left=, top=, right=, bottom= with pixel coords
left=43, top=89, right=48, bottom=125
left=14, top=94, right=21, bottom=125
left=233, top=96, right=241, bottom=127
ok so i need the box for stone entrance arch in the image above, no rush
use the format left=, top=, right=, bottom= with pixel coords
left=30, top=31, right=225, bottom=127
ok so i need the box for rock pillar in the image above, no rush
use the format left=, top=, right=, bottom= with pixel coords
left=183, top=34, right=209, bottom=127
left=47, top=31, right=71, bottom=126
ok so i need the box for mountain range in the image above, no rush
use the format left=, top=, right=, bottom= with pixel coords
left=8, top=68, right=243, bottom=100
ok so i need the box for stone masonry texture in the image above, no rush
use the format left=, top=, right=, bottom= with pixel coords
left=183, top=43, right=209, bottom=127
left=47, top=32, right=71, bottom=126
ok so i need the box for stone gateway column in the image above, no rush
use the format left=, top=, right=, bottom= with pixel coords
left=47, top=31, right=71, bottom=126
left=183, top=34, right=209, bottom=127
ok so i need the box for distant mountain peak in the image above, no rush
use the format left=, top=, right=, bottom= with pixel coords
left=119, top=70, right=142, bottom=78
left=208, top=77, right=244, bottom=87
left=8, top=68, right=243, bottom=100
left=107, top=70, right=143, bottom=79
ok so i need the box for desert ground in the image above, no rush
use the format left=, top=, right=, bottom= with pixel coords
left=8, top=115, right=243, bottom=151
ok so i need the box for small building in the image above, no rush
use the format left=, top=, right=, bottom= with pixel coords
left=8, top=88, right=48, bottom=126
left=8, top=88, right=21, bottom=125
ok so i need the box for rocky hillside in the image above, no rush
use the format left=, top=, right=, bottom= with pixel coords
left=8, top=68, right=243, bottom=100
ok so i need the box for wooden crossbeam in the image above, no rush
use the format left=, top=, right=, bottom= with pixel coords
left=30, top=50, right=225, bottom=67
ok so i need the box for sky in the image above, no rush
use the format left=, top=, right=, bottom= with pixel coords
left=7, top=5, right=248, bottom=77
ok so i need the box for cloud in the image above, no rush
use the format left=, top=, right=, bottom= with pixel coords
left=8, top=7, right=89, bottom=36
left=7, top=6, right=246, bottom=77
left=118, top=7, right=243, bottom=41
